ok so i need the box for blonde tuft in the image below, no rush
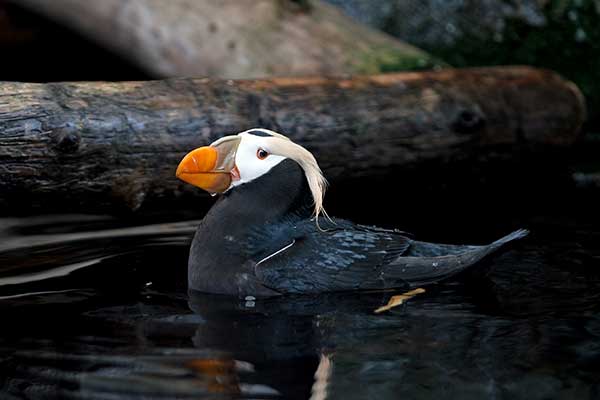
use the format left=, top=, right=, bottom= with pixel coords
left=242, top=128, right=329, bottom=223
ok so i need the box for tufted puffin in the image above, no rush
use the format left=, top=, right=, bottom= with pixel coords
left=176, top=128, right=528, bottom=297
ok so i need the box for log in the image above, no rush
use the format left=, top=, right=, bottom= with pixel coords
left=0, top=66, right=586, bottom=215
left=10, top=0, right=442, bottom=79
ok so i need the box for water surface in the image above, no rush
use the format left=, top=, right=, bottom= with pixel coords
left=0, top=212, right=598, bottom=399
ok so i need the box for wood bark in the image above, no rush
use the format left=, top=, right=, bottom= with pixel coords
left=10, top=0, right=441, bottom=79
left=0, top=66, right=586, bottom=214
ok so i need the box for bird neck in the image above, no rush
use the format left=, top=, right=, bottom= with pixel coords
left=188, top=160, right=315, bottom=294
left=202, top=159, right=314, bottom=238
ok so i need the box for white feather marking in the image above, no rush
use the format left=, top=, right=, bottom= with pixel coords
left=221, top=128, right=330, bottom=223
left=255, top=239, right=296, bottom=266
left=232, top=133, right=286, bottom=186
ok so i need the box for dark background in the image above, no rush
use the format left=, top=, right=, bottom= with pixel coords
left=0, top=0, right=598, bottom=232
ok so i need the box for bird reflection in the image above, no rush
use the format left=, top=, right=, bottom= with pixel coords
left=186, top=290, right=392, bottom=399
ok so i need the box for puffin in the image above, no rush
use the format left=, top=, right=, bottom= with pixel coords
left=176, top=128, right=527, bottom=297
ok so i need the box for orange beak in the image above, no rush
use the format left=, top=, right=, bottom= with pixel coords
left=176, top=136, right=241, bottom=194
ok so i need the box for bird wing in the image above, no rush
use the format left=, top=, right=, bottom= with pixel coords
left=248, top=219, right=412, bottom=294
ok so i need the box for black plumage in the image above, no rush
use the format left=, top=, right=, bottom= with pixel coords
left=188, top=159, right=527, bottom=296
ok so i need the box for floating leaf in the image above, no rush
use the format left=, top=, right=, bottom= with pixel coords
left=374, top=288, right=425, bottom=314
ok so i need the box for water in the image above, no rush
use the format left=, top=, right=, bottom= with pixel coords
left=0, top=212, right=599, bottom=399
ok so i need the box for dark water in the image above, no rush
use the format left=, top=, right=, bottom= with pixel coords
left=0, top=212, right=599, bottom=400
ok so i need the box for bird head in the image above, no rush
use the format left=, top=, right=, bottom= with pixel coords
left=176, top=128, right=328, bottom=220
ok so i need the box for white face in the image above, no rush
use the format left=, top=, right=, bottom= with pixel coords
left=231, top=132, right=287, bottom=187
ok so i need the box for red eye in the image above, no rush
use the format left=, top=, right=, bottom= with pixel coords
left=257, top=148, right=269, bottom=160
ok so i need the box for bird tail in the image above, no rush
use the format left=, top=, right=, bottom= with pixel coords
left=392, top=229, right=529, bottom=287
left=487, top=228, right=529, bottom=251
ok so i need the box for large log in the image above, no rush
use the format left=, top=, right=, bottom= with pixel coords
left=10, top=0, right=441, bottom=79
left=0, top=66, right=586, bottom=214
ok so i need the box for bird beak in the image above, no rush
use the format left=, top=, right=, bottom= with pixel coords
left=176, top=136, right=241, bottom=193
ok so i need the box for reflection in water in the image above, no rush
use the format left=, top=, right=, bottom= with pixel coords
left=0, top=217, right=198, bottom=287
left=0, top=215, right=598, bottom=399
left=311, top=354, right=333, bottom=400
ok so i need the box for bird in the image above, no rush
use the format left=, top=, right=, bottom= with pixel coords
left=176, top=128, right=528, bottom=297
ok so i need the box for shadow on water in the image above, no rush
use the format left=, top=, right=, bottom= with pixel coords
left=0, top=213, right=599, bottom=399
